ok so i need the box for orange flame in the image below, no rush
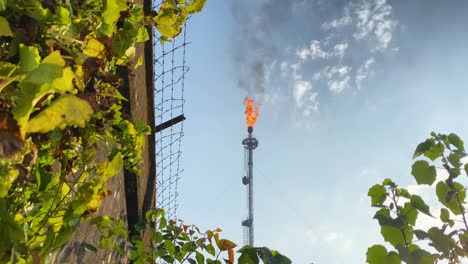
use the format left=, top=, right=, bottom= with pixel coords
left=244, top=97, right=259, bottom=127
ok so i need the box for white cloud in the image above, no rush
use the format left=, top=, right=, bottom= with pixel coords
left=352, top=0, right=397, bottom=51
left=296, top=48, right=310, bottom=61
left=314, top=65, right=352, bottom=79
left=310, top=40, right=329, bottom=60
left=296, top=41, right=349, bottom=61
left=322, top=15, right=352, bottom=30
left=280, top=61, right=289, bottom=77
left=333, top=43, right=349, bottom=58
left=288, top=61, right=320, bottom=115
left=312, top=65, right=352, bottom=93
left=328, top=76, right=351, bottom=93
left=356, top=57, right=376, bottom=89
left=285, top=0, right=398, bottom=117
left=293, top=79, right=312, bottom=106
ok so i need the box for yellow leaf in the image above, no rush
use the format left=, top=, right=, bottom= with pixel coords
left=156, top=24, right=181, bottom=38
left=74, top=65, right=85, bottom=91
left=48, top=216, right=64, bottom=233
left=0, top=168, right=19, bottom=198
left=216, top=239, right=237, bottom=251
left=52, top=67, right=75, bottom=93
left=101, top=152, right=123, bottom=183
left=185, top=0, right=206, bottom=14
left=61, top=183, right=70, bottom=196
left=41, top=50, right=66, bottom=67
left=0, top=16, right=12, bottom=36
left=154, top=2, right=178, bottom=26
left=134, top=55, right=144, bottom=69
left=27, top=94, right=93, bottom=134
left=83, top=38, right=105, bottom=58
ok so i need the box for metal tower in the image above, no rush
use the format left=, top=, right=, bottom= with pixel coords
left=242, top=126, right=258, bottom=246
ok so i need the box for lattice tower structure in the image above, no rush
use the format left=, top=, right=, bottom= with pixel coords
left=241, top=126, right=258, bottom=246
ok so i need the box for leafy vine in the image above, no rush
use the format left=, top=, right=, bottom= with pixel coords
left=0, top=0, right=205, bottom=262
left=367, top=133, right=468, bottom=263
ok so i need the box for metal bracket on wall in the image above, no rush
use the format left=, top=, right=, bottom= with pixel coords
left=154, top=114, right=186, bottom=133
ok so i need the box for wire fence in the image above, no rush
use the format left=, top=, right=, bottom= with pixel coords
left=153, top=1, right=189, bottom=221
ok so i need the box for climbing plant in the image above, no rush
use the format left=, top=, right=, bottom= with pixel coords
left=367, top=132, right=468, bottom=264
left=0, top=0, right=205, bottom=262
left=88, top=208, right=291, bottom=264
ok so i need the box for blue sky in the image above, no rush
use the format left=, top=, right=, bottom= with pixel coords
left=173, top=0, right=468, bottom=263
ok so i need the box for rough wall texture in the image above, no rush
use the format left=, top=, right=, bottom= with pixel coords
left=53, top=0, right=156, bottom=262
left=52, top=169, right=128, bottom=263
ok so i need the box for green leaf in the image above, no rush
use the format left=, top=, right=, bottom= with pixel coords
left=459, top=232, right=468, bottom=251
left=164, top=239, right=175, bottom=256
left=49, top=226, right=76, bottom=252
left=448, top=133, right=464, bottom=151
left=366, top=245, right=401, bottom=264
left=373, top=208, right=392, bottom=226
left=100, top=237, right=113, bottom=248
left=159, top=216, right=167, bottom=229
left=81, top=242, right=98, bottom=253
left=0, top=0, right=6, bottom=11
left=39, top=228, right=56, bottom=254
left=113, top=23, right=138, bottom=57
left=400, top=203, right=418, bottom=226
left=136, top=26, right=149, bottom=42
left=381, top=226, right=412, bottom=247
left=382, top=178, right=397, bottom=188
left=0, top=62, right=18, bottom=79
left=135, top=223, right=146, bottom=233
left=27, top=94, right=93, bottom=134
left=440, top=208, right=450, bottom=222
left=410, top=195, right=432, bottom=216
left=256, top=247, right=291, bottom=264
left=196, top=251, right=205, bottom=264
left=436, top=181, right=466, bottom=215
left=206, top=244, right=216, bottom=256
left=425, top=142, right=444, bottom=161
left=414, top=230, right=428, bottom=240
left=427, top=227, right=455, bottom=254
left=55, top=6, right=70, bottom=24
left=238, top=246, right=259, bottom=264
left=448, top=153, right=461, bottom=168
left=268, top=249, right=292, bottom=264
left=368, top=184, right=387, bottom=206
left=411, top=160, right=436, bottom=185
left=185, top=0, right=206, bottom=14
left=13, top=51, right=74, bottom=134
left=413, top=139, right=432, bottom=159
left=19, top=44, right=41, bottom=73
left=114, top=244, right=124, bottom=255
left=396, top=245, right=438, bottom=264
left=0, top=17, right=12, bottom=36
left=102, top=0, right=128, bottom=25
left=396, top=188, right=411, bottom=199
left=154, top=232, right=164, bottom=244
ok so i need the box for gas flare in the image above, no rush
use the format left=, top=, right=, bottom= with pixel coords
left=244, top=97, right=259, bottom=127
